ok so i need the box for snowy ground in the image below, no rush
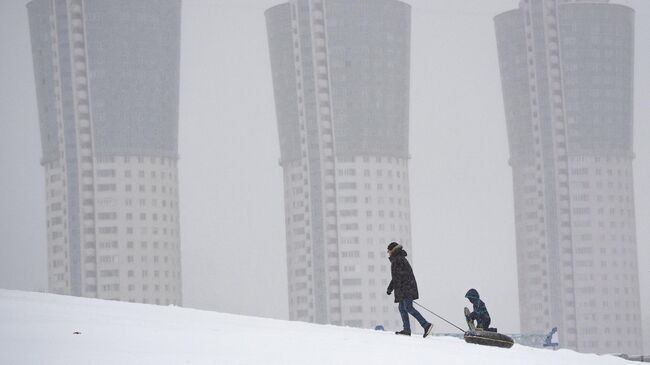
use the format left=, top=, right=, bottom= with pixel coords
left=0, top=289, right=632, bottom=364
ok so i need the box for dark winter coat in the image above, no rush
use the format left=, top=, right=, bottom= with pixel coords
left=465, top=288, right=490, bottom=321
left=387, top=246, right=419, bottom=303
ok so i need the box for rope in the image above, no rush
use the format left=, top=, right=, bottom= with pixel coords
left=413, top=301, right=466, bottom=334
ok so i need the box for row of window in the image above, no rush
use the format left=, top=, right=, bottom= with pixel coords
left=87, top=268, right=179, bottom=279
left=49, top=169, right=177, bottom=186
left=291, top=270, right=390, bottom=284
left=96, top=211, right=177, bottom=223
left=337, top=156, right=408, bottom=166
left=96, top=226, right=178, bottom=237
left=87, top=283, right=179, bottom=294
left=341, top=195, right=409, bottom=206
left=95, top=254, right=180, bottom=265
left=96, top=168, right=177, bottom=180
left=289, top=277, right=390, bottom=290
left=96, top=183, right=177, bottom=195
left=336, top=168, right=408, bottom=179
left=95, top=156, right=176, bottom=167
left=340, top=223, right=410, bottom=233
left=50, top=240, right=179, bottom=253
left=570, top=180, right=633, bottom=192
left=46, top=194, right=178, bottom=211
left=337, top=182, right=407, bottom=192
left=336, top=209, right=410, bottom=220
left=120, top=198, right=178, bottom=209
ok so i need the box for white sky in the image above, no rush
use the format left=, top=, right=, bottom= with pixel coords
left=0, top=0, right=648, bottom=337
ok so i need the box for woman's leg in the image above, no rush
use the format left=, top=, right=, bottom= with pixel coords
left=403, top=299, right=428, bottom=328
left=398, top=300, right=411, bottom=332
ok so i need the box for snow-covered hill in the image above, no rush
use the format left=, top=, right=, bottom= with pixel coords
left=0, top=289, right=631, bottom=364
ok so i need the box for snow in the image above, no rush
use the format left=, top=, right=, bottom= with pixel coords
left=0, top=289, right=631, bottom=364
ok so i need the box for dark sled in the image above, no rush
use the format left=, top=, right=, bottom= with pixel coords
left=464, top=329, right=514, bottom=349
left=463, top=307, right=514, bottom=348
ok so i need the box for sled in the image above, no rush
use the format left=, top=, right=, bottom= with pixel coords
left=463, top=307, right=514, bottom=349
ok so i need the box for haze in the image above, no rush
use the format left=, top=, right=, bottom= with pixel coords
left=1, top=0, right=648, bottom=342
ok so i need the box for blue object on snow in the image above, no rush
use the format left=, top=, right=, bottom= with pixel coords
left=543, top=327, right=559, bottom=349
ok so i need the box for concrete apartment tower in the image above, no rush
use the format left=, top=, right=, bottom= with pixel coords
left=27, top=0, right=182, bottom=305
left=266, top=0, right=412, bottom=329
left=495, top=0, right=641, bottom=354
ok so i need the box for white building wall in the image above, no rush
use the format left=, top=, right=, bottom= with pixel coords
left=93, top=155, right=182, bottom=305
left=496, top=0, right=641, bottom=354
left=284, top=155, right=412, bottom=330
left=269, top=0, right=412, bottom=331
left=45, top=155, right=183, bottom=305
left=510, top=155, right=642, bottom=353
left=512, top=164, right=552, bottom=333
left=45, top=161, right=69, bottom=294
left=568, top=156, right=641, bottom=351
left=334, top=155, right=412, bottom=330
left=283, top=159, right=313, bottom=321
left=30, top=0, right=182, bottom=306
left=510, top=154, right=642, bottom=353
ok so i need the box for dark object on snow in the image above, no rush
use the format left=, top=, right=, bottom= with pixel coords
left=423, top=322, right=434, bottom=338
left=464, top=288, right=491, bottom=329
left=374, top=325, right=385, bottom=331
left=387, top=243, right=432, bottom=335
left=386, top=243, right=419, bottom=302
left=464, top=329, right=514, bottom=349
left=73, top=331, right=81, bottom=335
left=464, top=307, right=513, bottom=348
left=395, top=329, right=411, bottom=336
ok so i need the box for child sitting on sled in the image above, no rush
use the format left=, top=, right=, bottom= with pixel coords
left=464, top=288, right=492, bottom=331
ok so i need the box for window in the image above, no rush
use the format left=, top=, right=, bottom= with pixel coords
left=98, top=226, right=117, bottom=234
left=342, top=278, right=362, bottom=286
left=97, top=169, right=115, bottom=178
left=338, top=182, right=356, bottom=190
left=97, top=184, right=116, bottom=192
left=341, top=251, right=359, bottom=258
left=97, top=212, right=117, bottom=220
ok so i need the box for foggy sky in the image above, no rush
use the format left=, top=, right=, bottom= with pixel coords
left=1, top=0, right=648, bottom=338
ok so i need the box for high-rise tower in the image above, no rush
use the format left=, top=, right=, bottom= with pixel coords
left=27, top=0, right=182, bottom=305
left=495, top=0, right=641, bottom=354
left=266, top=0, right=412, bottom=329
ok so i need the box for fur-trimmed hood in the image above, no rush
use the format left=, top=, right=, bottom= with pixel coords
left=388, top=244, right=407, bottom=259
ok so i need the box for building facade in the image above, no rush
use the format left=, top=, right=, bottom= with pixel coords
left=266, top=0, right=412, bottom=329
left=27, top=0, right=182, bottom=305
left=495, top=0, right=641, bottom=354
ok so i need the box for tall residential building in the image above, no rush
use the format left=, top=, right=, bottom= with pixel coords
left=495, top=0, right=641, bottom=354
left=266, top=0, right=412, bottom=329
left=27, top=0, right=182, bottom=305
